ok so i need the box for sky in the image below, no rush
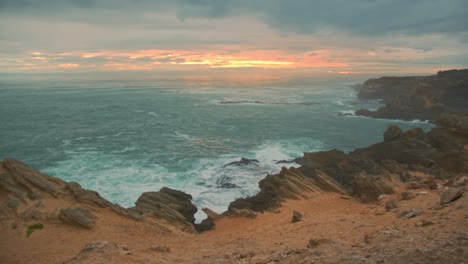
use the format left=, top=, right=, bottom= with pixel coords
left=1, top=0, right=467, bottom=78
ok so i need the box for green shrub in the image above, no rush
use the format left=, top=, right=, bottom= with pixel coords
left=26, top=223, right=44, bottom=237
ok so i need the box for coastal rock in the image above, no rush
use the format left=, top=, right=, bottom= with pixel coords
left=224, top=157, right=259, bottom=167
left=0, top=159, right=65, bottom=202
left=383, top=125, right=402, bottom=141
left=59, top=207, right=96, bottom=229
left=311, top=169, right=348, bottom=194
left=66, top=182, right=120, bottom=210
left=0, top=158, right=195, bottom=233
left=354, top=69, right=468, bottom=121
left=440, top=187, right=464, bottom=205
left=132, top=187, right=198, bottom=232
left=228, top=167, right=347, bottom=212
left=352, top=173, right=395, bottom=203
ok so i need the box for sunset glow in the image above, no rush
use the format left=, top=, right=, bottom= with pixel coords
left=0, top=1, right=466, bottom=77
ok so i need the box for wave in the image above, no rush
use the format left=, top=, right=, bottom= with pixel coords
left=337, top=110, right=357, bottom=117
left=220, top=99, right=319, bottom=106
left=112, top=147, right=137, bottom=154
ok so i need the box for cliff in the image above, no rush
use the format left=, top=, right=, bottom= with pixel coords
left=355, top=69, right=468, bottom=121
left=1, top=124, right=467, bottom=263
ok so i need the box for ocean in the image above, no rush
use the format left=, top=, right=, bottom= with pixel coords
left=0, top=78, right=433, bottom=220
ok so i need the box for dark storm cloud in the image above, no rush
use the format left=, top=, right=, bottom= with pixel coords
left=1, top=0, right=466, bottom=36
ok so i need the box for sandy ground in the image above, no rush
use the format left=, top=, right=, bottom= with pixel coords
left=1, top=185, right=467, bottom=264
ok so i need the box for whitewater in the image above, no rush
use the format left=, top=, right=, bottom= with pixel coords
left=0, top=78, right=433, bottom=220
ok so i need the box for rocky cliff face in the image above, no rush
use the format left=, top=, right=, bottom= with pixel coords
left=229, top=125, right=468, bottom=211
left=0, top=159, right=201, bottom=233
left=355, top=69, right=468, bottom=120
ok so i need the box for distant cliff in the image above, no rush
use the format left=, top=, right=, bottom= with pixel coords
left=355, top=69, right=468, bottom=121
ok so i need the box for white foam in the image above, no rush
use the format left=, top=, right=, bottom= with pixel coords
left=43, top=151, right=175, bottom=208
left=174, top=131, right=193, bottom=141
left=333, top=99, right=346, bottom=106
left=148, top=111, right=159, bottom=117
left=181, top=138, right=325, bottom=221
left=338, top=110, right=357, bottom=117
left=112, top=147, right=137, bottom=154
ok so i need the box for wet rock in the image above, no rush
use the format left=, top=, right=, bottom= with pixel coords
left=59, top=207, right=96, bottom=229
left=440, top=187, right=464, bottom=205
left=292, top=210, right=303, bottom=223
left=384, top=125, right=402, bottom=141
left=224, top=158, right=259, bottom=167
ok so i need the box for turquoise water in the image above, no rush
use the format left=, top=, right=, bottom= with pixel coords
left=0, top=78, right=433, bottom=219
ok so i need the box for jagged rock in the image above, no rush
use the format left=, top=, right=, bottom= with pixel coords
left=312, top=169, right=348, bottom=194
left=195, top=218, right=215, bottom=233
left=384, top=125, right=402, bottom=141
left=291, top=210, right=303, bottom=223
left=440, top=187, right=464, bottom=205
left=133, top=187, right=198, bottom=232
left=444, top=175, right=468, bottom=188
left=203, top=208, right=221, bottom=220
left=66, top=182, right=114, bottom=209
left=407, top=175, right=437, bottom=189
left=0, top=159, right=65, bottom=202
left=353, top=173, right=395, bottom=202
left=229, top=208, right=257, bottom=218
left=224, top=158, right=259, bottom=167
left=354, top=69, right=468, bottom=121
left=229, top=168, right=312, bottom=212
left=59, top=207, right=96, bottom=229
left=385, top=199, right=399, bottom=211
left=63, top=241, right=133, bottom=264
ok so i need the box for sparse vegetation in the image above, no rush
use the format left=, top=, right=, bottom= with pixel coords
left=26, top=223, right=44, bottom=237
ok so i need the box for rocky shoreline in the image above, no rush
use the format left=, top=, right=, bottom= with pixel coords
left=1, top=71, right=467, bottom=263
left=354, top=69, right=468, bottom=122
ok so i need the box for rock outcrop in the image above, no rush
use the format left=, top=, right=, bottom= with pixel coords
left=0, top=159, right=201, bottom=233
left=228, top=167, right=347, bottom=212
left=131, top=188, right=198, bottom=232
left=354, top=69, right=468, bottom=121
left=231, top=124, right=467, bottom=211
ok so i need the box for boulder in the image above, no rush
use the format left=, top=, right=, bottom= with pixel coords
left=59, top=207, right=96, bottom=229
left=291, top=210, right=303, bottom=223
left=352, top=173, right=395, bottom=203
left=132, top=187, right=198, bottom=232
left=440, top=187, right=464, bottom=205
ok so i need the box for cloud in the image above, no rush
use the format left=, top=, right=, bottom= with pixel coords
left=2, top=0, right=465, bottom=36
left=0, top=0, right=466, bottom=75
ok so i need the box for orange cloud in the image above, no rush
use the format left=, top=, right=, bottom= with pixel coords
left=58, top=63, right=80, bottom=68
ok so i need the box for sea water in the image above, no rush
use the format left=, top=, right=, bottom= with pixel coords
left=0, top=78, right=433, bottom=220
